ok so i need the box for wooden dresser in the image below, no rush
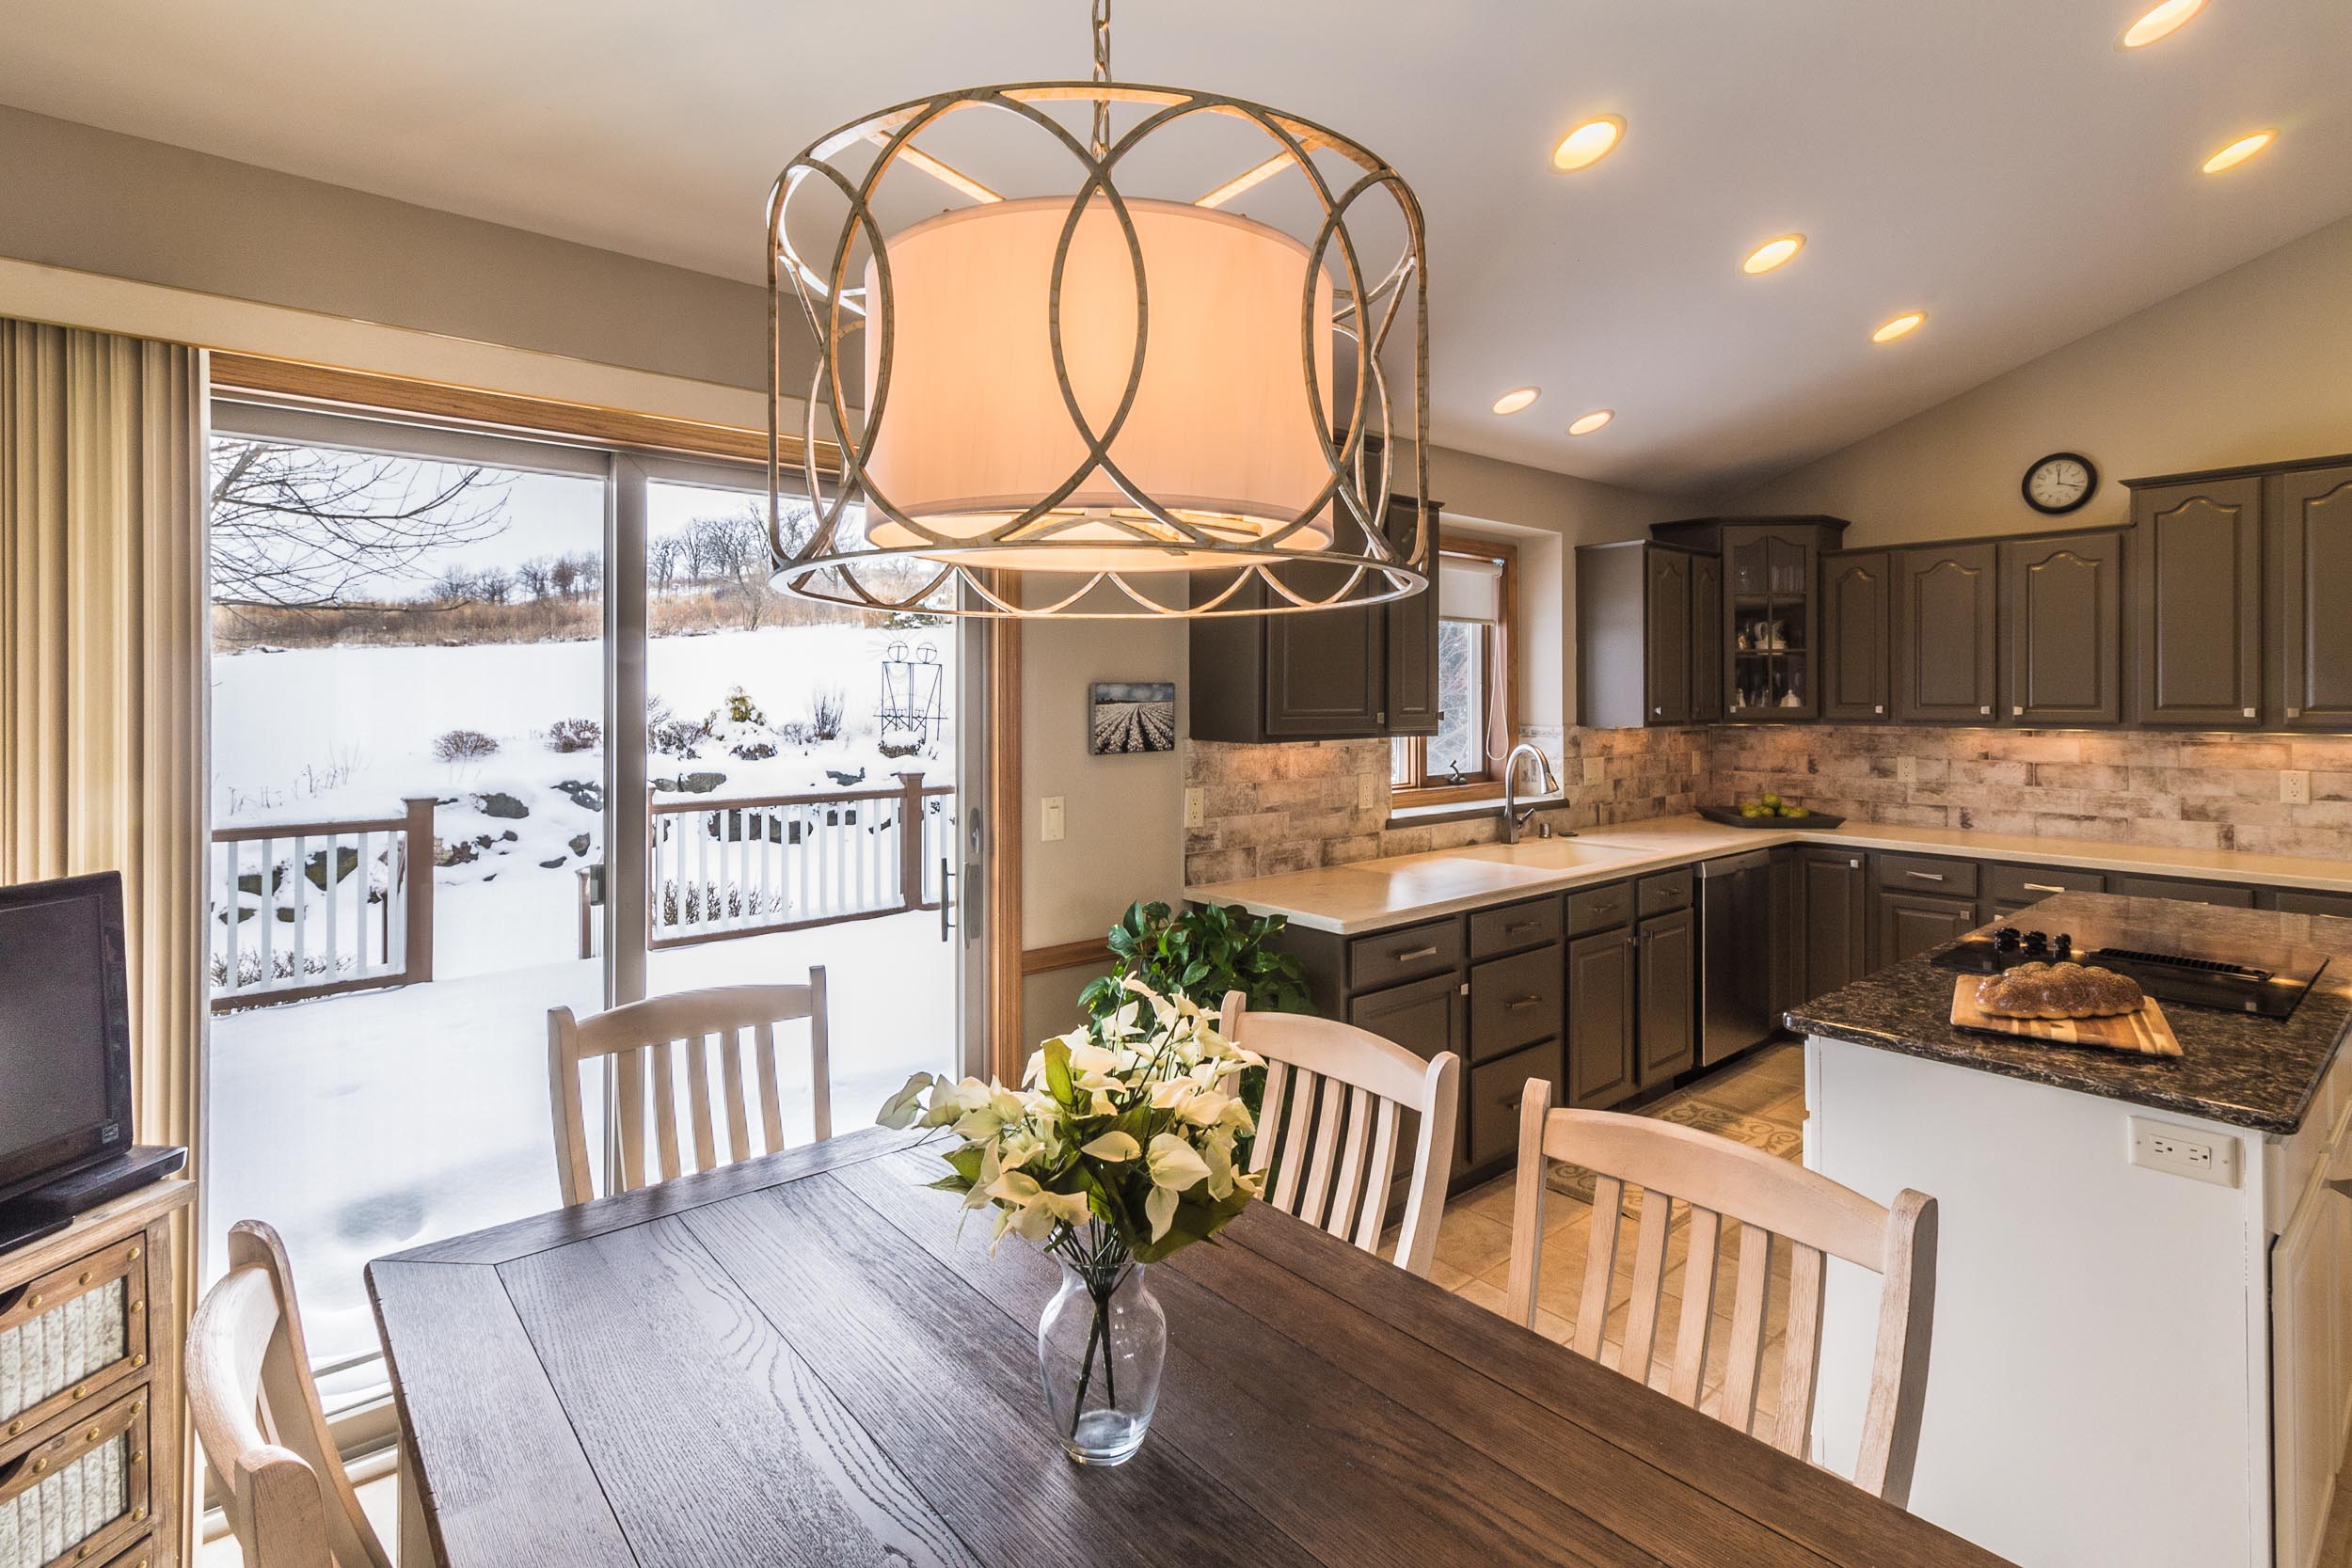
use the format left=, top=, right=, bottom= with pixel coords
left=0, top=1182, right=192, bottom=1568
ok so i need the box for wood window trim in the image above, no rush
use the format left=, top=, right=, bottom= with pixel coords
left=1392, top=533, right=1520, bottom=804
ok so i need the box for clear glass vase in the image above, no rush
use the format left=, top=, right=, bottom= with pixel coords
left=1036, top=1234, right=1166, bottom=1465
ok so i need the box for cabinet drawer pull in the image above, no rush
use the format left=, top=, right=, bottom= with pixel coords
left=2022, top=882, right=2067, bottom=894
left=1504, top=920, right=1540, bottom=935
left=1394, top=945, right=1439, bottom=962
left=1505, top=996, right=1541, bottom=1011
left=1905, top=870, right=1947, bottom=882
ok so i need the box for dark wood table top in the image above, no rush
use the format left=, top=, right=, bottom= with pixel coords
left=368, top=1126, right=2012, bottom=1568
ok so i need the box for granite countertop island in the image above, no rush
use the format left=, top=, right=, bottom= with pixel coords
left=1785, top=891, right=2351, bottom=1133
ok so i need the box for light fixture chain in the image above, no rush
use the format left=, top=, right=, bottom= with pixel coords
left=1089, top=0, right=1112, bottom=158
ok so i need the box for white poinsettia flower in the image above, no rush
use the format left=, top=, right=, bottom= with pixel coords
left=1200, top=1133, right=1238, bottom=1199
left=1143, top=1132, right=1215, bottom=1240
left=1067, top=1040, right=1124, bottom=1089
left=1148, top=1077, right=1200, bottom=1111
left=1175, top=1089, right=1236, bottom=1128
left=1079, top=1130, right=1141, bottom=1162
left=964, top=1141, right=1002, bottom=1212
left=875, top=1070, right=938, bottom=1130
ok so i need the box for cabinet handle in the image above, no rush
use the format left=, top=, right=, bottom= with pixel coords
left=1505, top=996, right=1541, bottom=1011
left=1979, top=705, right=1992, bottom=716
left=1905, top=870, right=1947, bottom=882
left=1395, top=945, right=1439, bottom=962
left=1504, top=920, right=1540, bottom=934
left=1849, top=858, right=1860, bottom=868
left=2022, top=882, right=2067, bottom=894
left=1873, top=705, right=1884, bottom=715
left=2243, top=707, right=2257, bottom=720
left=1377, top=709, right=1388, bottom=725
left=2012, top=705, right=2024, bottom=717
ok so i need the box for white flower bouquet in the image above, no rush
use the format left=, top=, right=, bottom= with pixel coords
left=877, top=977, right=1265, bottom=1462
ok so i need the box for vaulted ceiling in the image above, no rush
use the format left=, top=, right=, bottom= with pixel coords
left=3, top=0, right=2346, bottom=496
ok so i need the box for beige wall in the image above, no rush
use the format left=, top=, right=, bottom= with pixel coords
left=1724, top=214, right=2352, bottom=543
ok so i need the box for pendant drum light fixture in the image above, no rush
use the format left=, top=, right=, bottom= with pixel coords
left=765, top=0, right=1430, bottom=617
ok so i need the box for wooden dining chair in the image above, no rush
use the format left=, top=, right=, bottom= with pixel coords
left=1219, top=992, right=1459, bottom=1278
left=1502, top=1079, right=1939, bottom=1506
left=186, top=1220, right=395, bottom=1568
left=548, top=974, right=832, bottom=1206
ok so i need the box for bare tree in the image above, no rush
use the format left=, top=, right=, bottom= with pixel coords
left=515, top=556, right=555, bottom=601
left=648, top=532, right=686, bottom=594
left=209, top=441, right=510, bottom=609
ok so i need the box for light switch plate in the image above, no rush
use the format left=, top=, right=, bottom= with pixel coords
left=1184, top=787, right=1205, bottom=829
left=1040, top=796, right=1065, bottom=843
left=2128, top=1117, right=2239, bottom=1187
left=2282, top=770, right=2312, bottom=805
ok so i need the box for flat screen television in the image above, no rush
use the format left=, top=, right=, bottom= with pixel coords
left=0, top=871, right=135, bottom=1208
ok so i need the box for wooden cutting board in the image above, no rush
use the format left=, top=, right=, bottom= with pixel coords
left=1948, top=975, right=2184, bottom=1057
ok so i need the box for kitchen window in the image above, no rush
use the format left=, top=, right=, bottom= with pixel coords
left=1392, top=536, right=1518, bottom=803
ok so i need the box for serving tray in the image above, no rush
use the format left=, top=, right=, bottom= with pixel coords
left=1696, top=804, right=1846, bottom=830
left=1947, top=975, right=2183, bottom=1057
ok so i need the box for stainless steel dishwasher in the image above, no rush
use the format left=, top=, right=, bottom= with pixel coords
left=1697, top=849, right=1774, bottom=1066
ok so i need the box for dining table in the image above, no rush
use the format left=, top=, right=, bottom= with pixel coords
left=367, top=1124, right=2015, bottom=1568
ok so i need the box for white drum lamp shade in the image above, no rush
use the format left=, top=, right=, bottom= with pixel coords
left=861, top=195, right=1336, bottom=573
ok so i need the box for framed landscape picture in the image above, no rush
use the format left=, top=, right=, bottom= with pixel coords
left=1089, top=681, right=1177, bottom=755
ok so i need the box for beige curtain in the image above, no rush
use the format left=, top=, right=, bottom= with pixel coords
left=0, top=319, right=207, bottom=1161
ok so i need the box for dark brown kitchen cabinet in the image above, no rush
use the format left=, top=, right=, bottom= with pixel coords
left=1893, top=542, right=1998, bottom=722
left=1692, top=552, right=1724, bottom=721
left=1343, top=970, right=1471, bottom=1183
left=1822, top=550, right=1890, bottom=721
left=1576, top=541, right=1708, bottom=727
left=2280, top=465, right=2352, bottom=730
left=2129, top=475, right=2263, bottom=727
left=1875, top=891, right=1979, bottom=967
left=1796, top=847, right=1868, bottom=1004
left=1189, top=494, right=1438, bottom=742
left=2002, top=530, right=2122, bottom=725
left=1565, top=926, right=1636, bottom=1109
left=1635, top=907, right=1696, bottom=1083
left=2108, top=873, right=2256, bottom=909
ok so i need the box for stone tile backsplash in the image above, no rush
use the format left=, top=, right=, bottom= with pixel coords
left=1184, top=724, right=2352, bottom=885
left=1184, top=727, right=1708, bottom=883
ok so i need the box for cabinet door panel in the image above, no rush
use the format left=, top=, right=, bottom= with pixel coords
left=1645, top=548, right=1693, bottom=723
left=1266, top=562, right=1384, bottom=736
left=1692, top=552, right=1724, bottom=721
left=2003, top=531, right=2122, bottom=725
left=1636, top=908, right=1696, bottom=1084
left=1385, top=499, right=1441, bottom=736
left=1822, top=551, right=1889, bottom=721
left=2108, top=873, right=2254, bottom=910
left=1798, top=848, right=1868, bottom=1004
left=1893, top=544, right=1998, bottom=721
left=2282, top=466, right=2352, bottom=730
left=1566, top=927, right=1635, bottom=1109
left=2131, top=477, right=2263, bottom=726
left=1874, top=890, right=1979, bottom=967
left=2272, top=1188, right=2343, bottom=1568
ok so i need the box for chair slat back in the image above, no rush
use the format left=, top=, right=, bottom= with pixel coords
left=186, top=1221, right=394, bottom=1568
left=1502, top=1081, right=1938, bottom=1506
left=1220, top=992, right=1460, bottom=1278
left=548, top=974, right=832, bottom=1206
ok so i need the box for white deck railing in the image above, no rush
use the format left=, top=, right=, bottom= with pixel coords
left=208, top=799, right=436, bottom=1011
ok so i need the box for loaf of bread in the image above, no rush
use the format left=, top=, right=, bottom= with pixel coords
left=1975, top=961, right=2144, bottom=1020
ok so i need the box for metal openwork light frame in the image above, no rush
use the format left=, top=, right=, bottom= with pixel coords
left=763, top=14, right=1431, bottom=619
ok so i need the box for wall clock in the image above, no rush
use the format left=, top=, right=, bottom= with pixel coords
left=2022, top=451, right=2097, bottom=515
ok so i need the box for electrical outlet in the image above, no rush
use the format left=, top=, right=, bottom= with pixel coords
left=2129, top=1117, right=2239, bottom=1187
left=1040, top=796, right=1065, bottom=843
left=2281, top=770, right=2312, bottom=805
left=1896, top=755, right=1917, bottom=790
left=1358, top=776, right=1382, bottom=812
left=1184, top=787, right=1205, bottom=829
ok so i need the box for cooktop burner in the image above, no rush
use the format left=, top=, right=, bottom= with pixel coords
left=1931, top=927, right=2325, bottom=1019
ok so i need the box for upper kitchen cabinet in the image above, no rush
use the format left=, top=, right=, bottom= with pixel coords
left=2001, top=530, right=2122, bottom=725
left=1691, top=552, right=1724, bottom=721
left=1575, top=540, right=1708, bottom=727
left=1190, top=494, right=1438, bottom=742
left=2127, top=473, right=2263, bottom=727
left=2280, top=463, right=2352, bottom=730
left=1892, top=542, right=1998, bottom=722
left=1821, top=550, right=1890, bottom=721
left=1650, top=516, right=1850, bottom=722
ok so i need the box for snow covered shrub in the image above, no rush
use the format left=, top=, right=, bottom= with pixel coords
left=774, top=721, right=812, bottom=745
left=433, top=728, right=500, bottom=763
left=547, top=718, right=602, bottom=753
left=647, top=700, right=711, bottom=760
left=809, top=687, right=847, bottom=742
left=708, top=685, right=778, bottom=761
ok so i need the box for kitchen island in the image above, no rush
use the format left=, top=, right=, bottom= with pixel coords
left=1788, top=893, right=2352, bottom=1568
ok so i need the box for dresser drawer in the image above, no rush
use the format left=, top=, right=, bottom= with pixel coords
left=0, top=1238, right=151, bottom=1454
left=1987, top=863, right=2106, bottom=907
left=1469, top=896, right=1562, bottom=960
left=1346, top=918, right=1463, bottom=991
left=1469, top=947, right=1562, bottom=1063
left=1636, top=867, right=1693, bottom=916
left=1466, top=1042, right=1562, bottom=1172
left=1565, top=881, right=1634, bottom=938
left=0, top=1383, right=151, bottom=1568
left=1876, top=853, right=1979, bottom=896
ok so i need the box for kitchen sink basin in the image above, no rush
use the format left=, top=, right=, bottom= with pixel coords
left=1448, top=839, right=1652, bottom=872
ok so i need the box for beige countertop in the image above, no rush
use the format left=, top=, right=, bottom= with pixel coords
left=1184, top=814, right=2352, bottom=935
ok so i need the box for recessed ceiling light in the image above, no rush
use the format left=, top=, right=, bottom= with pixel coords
left=2201, top=130, right=2276, bottom=174
left=1871, top=311, right=1927, bottom=343
left=1567, top=409, right=1614, bottom=436
left=1741, top=234, right=1805, bottom=275
left=2121, top=0, right=2205, bottom=48
left=1550, top=116, right=1624, bottom=173
left=1491, top=387, right=1542, bottom=416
